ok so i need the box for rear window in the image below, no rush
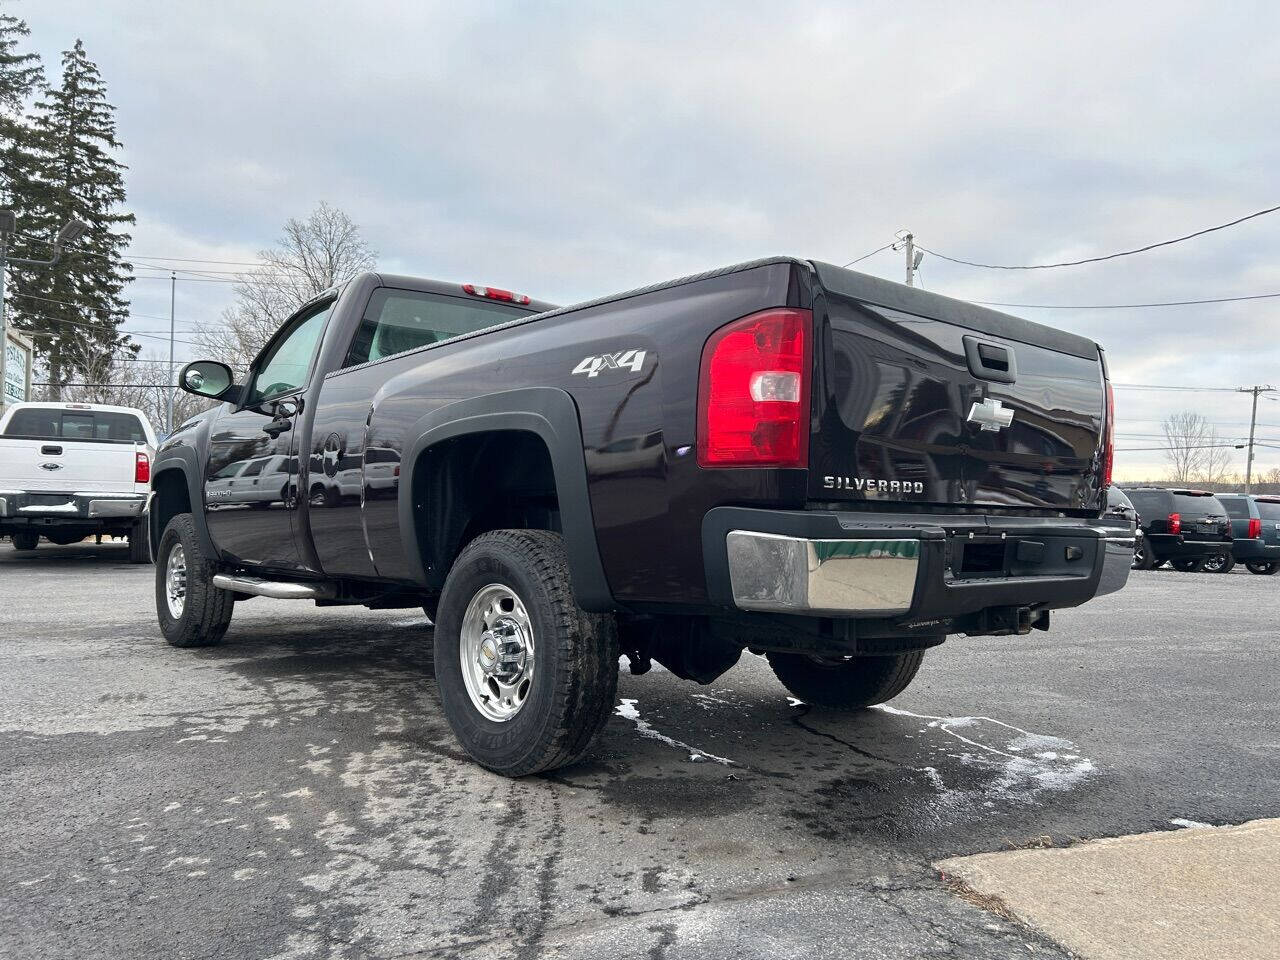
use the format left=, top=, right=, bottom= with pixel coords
left=343, top=289, right=531, bottom=368
left=1220, top=497, right=1250, bottom=519
left=3, top=408, right=147, bottom=443
left=1255, top=500, right=1280, bottom=521
left=1171, top=492, right=1224, bottom=515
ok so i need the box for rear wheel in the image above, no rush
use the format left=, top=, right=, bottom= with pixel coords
left=128, top=517, right=153, bottom=564
left=155, top=514, right=234, bottom=647
left=433, top=529, right=619, bottom=777
left=1246, top=560, right=1280, bottom=575
left=11, top=531, right=38, bottom=551
left=1171, top=557, right=1206, bottom=572
left=1202, top=552, right=1234, bottom=574
left=1132, top=537, right=1154, bottom=569
left=767, top=649, right=926, bottom=710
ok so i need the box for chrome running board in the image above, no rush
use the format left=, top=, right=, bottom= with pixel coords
left=212, top=574, right=336, bottom=600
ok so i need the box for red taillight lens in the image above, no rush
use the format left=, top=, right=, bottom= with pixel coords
left=1102, top=381, right=1115, bottom=489
left=1249, top=517, right=1262, bottom=539
left=697, top=307, right=811, bottom=468
left=1168, top=512, right=1182, bottom=535
left=135, top=451, right=150, bottom=484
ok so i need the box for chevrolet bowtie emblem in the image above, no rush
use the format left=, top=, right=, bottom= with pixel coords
left=966, top=397, right=1014, bottom=432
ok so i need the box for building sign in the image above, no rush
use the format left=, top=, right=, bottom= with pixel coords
left=4, top=336, right=30, bottom=405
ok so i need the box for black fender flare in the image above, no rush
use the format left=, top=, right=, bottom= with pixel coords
left=150, top=450, right=217, bottom=559
left=396, top=387, right=615, bottom=612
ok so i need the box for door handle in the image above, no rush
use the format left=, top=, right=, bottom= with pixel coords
left=963, top=335, right=1017, bottom=384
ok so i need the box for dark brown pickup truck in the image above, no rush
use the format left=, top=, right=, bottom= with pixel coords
left=149, top=257, right=1130, bottom=775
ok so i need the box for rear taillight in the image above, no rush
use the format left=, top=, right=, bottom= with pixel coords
left=1167, top=512, right=1182, bottom=535
left=697, top=307, right=812, bottom=468
left=135, top=451, right=150, bottom=484
left=462, top=283, right=531, bottom=305
left=1102, top=381, right=1115, bottom=489
left=1249, top=517, right=1262, bottom=539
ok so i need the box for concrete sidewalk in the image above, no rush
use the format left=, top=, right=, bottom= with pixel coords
left=937, top=818, right=1280, bottom=960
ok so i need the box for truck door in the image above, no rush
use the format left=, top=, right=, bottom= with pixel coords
left=204, top=300, right=333, bottom=570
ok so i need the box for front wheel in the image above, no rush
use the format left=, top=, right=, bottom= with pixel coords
left=155, top=514, right=234, bottom=647
left=1202, top=552, right=1234, bottom=574
left=11, top=531, right=39, bottom=551
left=1246, top=560, right=1280, bottom=575
left=433, top=529, right=619, bottom=777
left=1172, top=557, right=1206, bottom=573
left=767, top=649, right=926, bottom=710
left=1132, top=537, right=1154, bottom=569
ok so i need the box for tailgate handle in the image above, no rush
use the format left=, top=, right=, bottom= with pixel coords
left=41, top=445, right=63, bottom=456
left=963, top=336, right=1017, bottom=384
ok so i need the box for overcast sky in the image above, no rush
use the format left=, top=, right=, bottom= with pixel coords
left=20, top=1, right=1280, bottom=477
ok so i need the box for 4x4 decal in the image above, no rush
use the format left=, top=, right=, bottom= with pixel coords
left=572, top=349, right=647, bottom=378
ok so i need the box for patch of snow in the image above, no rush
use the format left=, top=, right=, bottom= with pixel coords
left=1170, top=818, right=1213, bottom=829
left=614, top=699, right=735, bottom=765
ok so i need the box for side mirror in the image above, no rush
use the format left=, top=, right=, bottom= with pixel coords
left=178, top=360, right=236, bottom=400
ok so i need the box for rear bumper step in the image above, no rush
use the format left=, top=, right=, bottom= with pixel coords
left=211, top=574, right=336, bottom=600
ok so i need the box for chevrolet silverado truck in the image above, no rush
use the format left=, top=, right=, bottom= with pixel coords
left=150, top=258, right=1129, bottom=775
left=1, top=400, right=155, bottom=561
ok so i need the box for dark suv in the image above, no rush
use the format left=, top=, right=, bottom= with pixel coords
left=1121, top=487, right=1232, bottom=571
left=1216, top=493, right=1280, bottom=575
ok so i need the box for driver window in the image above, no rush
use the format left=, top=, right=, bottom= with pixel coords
left=248, top=301, right=333, bottom=404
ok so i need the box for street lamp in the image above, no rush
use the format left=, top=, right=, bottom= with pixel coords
left=0, top=211, right=90, bottom=409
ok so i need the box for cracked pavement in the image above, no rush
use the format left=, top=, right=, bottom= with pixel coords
left=2, top=541, right=1277, bottom=958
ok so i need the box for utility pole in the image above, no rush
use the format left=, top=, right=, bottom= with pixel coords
left=167, top=271, right=176, bottom=435
left=896, top=230, right=924, bottom=286
left=0, top=212, right=89, bottom=411
left=1239, top=384, right=1277, bottom=493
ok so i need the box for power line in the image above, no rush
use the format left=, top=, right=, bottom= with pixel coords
left=975, top=291, right=1280, bottom=310
left=919, top=203, right=1280, bottom=270
left=14, top=310, right=205, bottom=347
left=841, top=244, right=895, bottom=268
left=15, top=230, right=268, bottom=267
left=1112, top=382, right=1240, bottom=393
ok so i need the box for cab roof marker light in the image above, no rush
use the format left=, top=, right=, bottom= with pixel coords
left=462, top=283, right=531, bottom=305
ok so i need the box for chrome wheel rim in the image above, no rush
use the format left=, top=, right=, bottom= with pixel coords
left=1204, top=554, right=1226, bottom=572
left=165, top=544, right=187, bottom=619
left=459, top=583, right=535, bottom=722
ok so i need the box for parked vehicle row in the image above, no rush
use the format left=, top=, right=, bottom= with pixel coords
left=1117, top=486, right=1280, bottom=575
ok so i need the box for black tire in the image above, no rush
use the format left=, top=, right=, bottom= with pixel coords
left=433, top=529, right=619, bottom=777
left=1246, top=560, right=1280, bottom=575
left=1132, top=537, right=1154, bottom=570
left=11, top=531, right=38, bottom=551
left=155, top=513, right=234, bottom=647
left=128, top=516, right=153, bottom=564
left=767, top=649, right=926, bottom=710
left=1202, top=552, right=1234, bottom=574
left=1172, top=557, right=1205, bottom=573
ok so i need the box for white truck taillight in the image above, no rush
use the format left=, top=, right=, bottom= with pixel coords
left=135, top=451, right=150, bottom=484
left=697, top=307, right=812, bottom=468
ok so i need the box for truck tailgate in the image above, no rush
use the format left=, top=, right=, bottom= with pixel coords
left=808, top=262, right=1106, bottom=512
left=0, top=438, right=141, bottom=493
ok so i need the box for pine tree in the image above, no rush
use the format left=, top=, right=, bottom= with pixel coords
left=0, top=2, right=44, bottom=209
left=8, top=38, right=135, bottom=396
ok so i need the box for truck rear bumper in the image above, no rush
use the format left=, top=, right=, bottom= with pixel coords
left=704, top=507, right=1131, bottom=622
left=0, top=490, right=146, bottom=527
left=1230, top=539, right=1280, bottom=561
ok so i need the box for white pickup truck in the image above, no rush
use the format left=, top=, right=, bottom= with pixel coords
left=0, top=401, right=156, bottom=562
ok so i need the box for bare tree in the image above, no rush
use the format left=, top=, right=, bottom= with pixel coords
left=1198, top=429, right=1237, bottom=486
left=196, top=202, right=377, bottom=370
left=1161, top=411, right=1212, bottom=483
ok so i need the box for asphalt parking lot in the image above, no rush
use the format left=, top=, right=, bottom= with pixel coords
left=2, top=543, right=1278, bottom=960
